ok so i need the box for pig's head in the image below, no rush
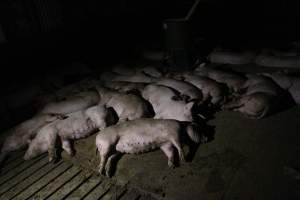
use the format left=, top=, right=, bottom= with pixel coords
left=86, top=105, right=118, bottom=131
left=23, top=140, right=48, bottom=160
left=23, top=134, right=48, bottom=160
left=176, top=101, right=195, bottom=122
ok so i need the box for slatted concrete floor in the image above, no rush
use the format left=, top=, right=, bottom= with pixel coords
left=0, top=151, right=158, bottom=200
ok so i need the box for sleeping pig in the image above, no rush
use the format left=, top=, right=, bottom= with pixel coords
left=0, top=113, right=63, bottom=166
left=39, top=90, right=100, bottom=115
left=194, top=63, right=247, bottom=93
left=95, top=118, right=203, bottom=176
left=96, top=86, right=154, bottom=122
left=102, top=81, right=146, bottom=95
left=223, top=74, right=288, bottom=118
left=142, top=84, right=195, bottom=122
left=155, top=78, right=203, bottom=101
left=23, top=105, right=117, bottom=162
left=180, top=74, right=228, bottom=105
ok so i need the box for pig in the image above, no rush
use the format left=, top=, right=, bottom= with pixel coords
left=262, top=72, right=300, bottom=104
left=137, top=65, right=163, bottom=78
left=207, top=47, right=256, bottom=65
left=112, top=64, right=163, bottom=78
left=35, top=78, right=98, bottom=111
left=223, top=74, right=288, bottom=118
left=39, top=90, right=100, bottom=115
left=180, top=74, right=228, bottom=105
left=24, top=105, right=117, bottom=162
left=100, top=72, right=157, bottom=83
left=0, top=113, right=63, bottom=166
left=95, top=118, right=203, bottom=176
left=194, top=63, right=247, bottom=93
left=254, top=49, right=300, bottom=68
left=142, top=84, right=195, bottom=122
left=241, top=74, right=286, bottom=96
left=102, top=81, right=146, bottom=94
left=223, top=92, right=277, bottom=119
left=96, top=86, right=154, bottom=122
left=155, top=78, right=203, bottom=101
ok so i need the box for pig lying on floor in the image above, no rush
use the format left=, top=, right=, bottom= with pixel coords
left=95, top=118, right=203, bottom=177
left=194, top=63, right=247, bottom=93
left=39, top=90, right=100, bottom=115
left=96, top=86, right=154, bottom=122
left=155, top=78, right=203, bottom=101
left=207, top=47, right=256, bottom=65
left=262, top=71, right=300, bottom=105
left=24, top=105, right=117, bottom=162
left=100, top=71, right=157, bottom=83
left=102, top=81, right=146, bottom=95
left=224, top=74, right=289, bottom=118
left=142, top=84, right=195, bottom=122
left=0, top=113, right=63, bottom=166
left=112, top=64, right=163, bottom=78
left=173, top=74, right=228, bottom=106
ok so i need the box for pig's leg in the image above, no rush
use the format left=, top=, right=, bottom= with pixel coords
left=97, top=144, right=111, bottom=175
left=61, top=139, right=75, bottom=156
left=47, top=133, right=59, bottom=162
left=170, top=137, right=185, bottom=163
left=160, top=143, right=175, bottom=168
left=105, top=152, right=121, bottom=177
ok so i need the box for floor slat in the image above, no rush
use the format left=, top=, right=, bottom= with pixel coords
left=64, top=175, right=103, bottom=200
left=47, top=170, right=92, bottom=200
left=120, top=189, right=141, bottom=200
left=83, top=179, right=112, bottom=200
left=29, top=165, right=82, bottom=200
left=13, top=162, right=73, bottom=200
left=0, top=154, right=45, bottom=186
left=0, top=156, right=50, bottom=196
left=1, top=160, right=63, bottom=200
left=0, top=157, right=25, bottom=176
left=100, top=185, right=127, bottom=200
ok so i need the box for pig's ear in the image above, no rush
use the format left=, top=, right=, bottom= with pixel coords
left=185, top=102, right=194, bottom=110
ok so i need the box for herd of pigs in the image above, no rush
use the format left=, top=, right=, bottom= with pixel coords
left=0, top=59, right=299, bottom=177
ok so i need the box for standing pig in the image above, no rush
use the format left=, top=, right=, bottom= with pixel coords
left=142, top=84, right=195, bottom=122
left=96, top=86, right=154, bottom=122
left=39, top=90, right=100, bottom=115
left=155, top=78, right=203, bottom=101
left=24, top=105, right=117, bottom=162
left=0, top=113, right=62, bottom=166
left=95, top=118, right=203, bottom=176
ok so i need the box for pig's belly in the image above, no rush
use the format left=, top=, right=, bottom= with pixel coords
left=116, top=136, right=161, bottom=154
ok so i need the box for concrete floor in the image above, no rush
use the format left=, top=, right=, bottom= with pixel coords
left=62, top=105, right=300, bottom=200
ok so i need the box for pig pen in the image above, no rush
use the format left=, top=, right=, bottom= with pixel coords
left=0, top=63, right=300, bottom=200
